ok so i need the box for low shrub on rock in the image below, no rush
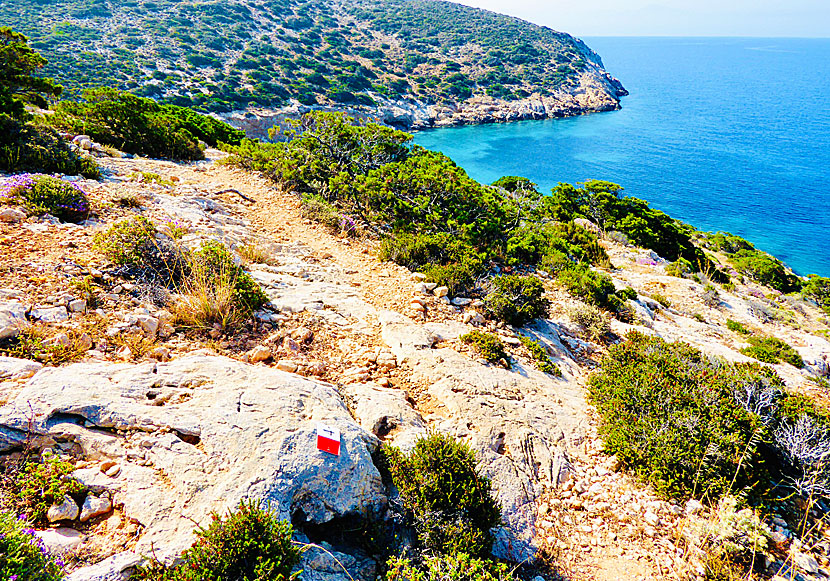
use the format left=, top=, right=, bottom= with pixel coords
left=132, top=501, right=301, bottom=581
left=1, top=173, right=89, bottom=222
left=483, top=275, right=548, bottom=327
left=4, top=451, right=85, bottom=524
left=802, top=275, right=830, bottom=314
left=0, top=510, right=66, bottom=581
left=381, top=433, right=501, bottom=558
left=568, top=304, right=610, bottom=342
left=519, top=335, right=561, bottom=376
left=385, top=552, right=515, bottom=581
left=0, top=117, right=100, bottom=178
left=740, top=335, right=804, bottom=368
left=460, top=331, right=509, bottom=367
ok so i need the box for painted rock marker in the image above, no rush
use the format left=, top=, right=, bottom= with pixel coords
left=316, top=423, right=341, bottom=456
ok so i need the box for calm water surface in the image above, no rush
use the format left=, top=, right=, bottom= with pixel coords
left=413, top=37, right=830, bottom=276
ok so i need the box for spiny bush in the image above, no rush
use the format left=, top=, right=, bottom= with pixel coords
left=554, top=265, right=617, bottom=310
left=385, top=552, right=515, bottom=581
left=0, top=510, right=66, bottom=581
left=1, top=173, right=89, bottom=222
left=483, top=275, right=548, bottom=327
left=588, top=332, right=781, bottom=500
left=6, top=451, right=85, bottom=524
left=173, top=241, right=267, bottom=330
left=740, top=335, right=804, bottom=368
left=131, top=501, right=301, bottom=581
left=519, top=336, right=560, bottom=376
left=460, top=331, right=509, bottom=367
left=568, top=303, right=610, bottom=342
left=382, top=433, right=501, bottom=558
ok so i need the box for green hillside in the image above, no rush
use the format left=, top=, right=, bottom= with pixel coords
left=2, top=0, right=623, bottom=113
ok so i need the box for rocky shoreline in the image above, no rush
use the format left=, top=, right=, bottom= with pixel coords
left=219, top=68, right=628, bottom=139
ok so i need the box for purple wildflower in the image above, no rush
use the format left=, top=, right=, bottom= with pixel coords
left=10, top=575, right=18, bottom=581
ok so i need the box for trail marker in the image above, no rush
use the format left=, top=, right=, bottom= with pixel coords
left=316, top=423, right=341, bottom=456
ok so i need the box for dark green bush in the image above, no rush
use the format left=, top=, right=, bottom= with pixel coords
left=740, top=336, right=804, bottom=368
left=382, top=433, right=500, bottom=558
left=730, top=250, right=801, bottom=293
left=726, top=319, right=751, bottom=335
left=460, top=331, right=509, bottom=367
left=555, top=265, right=616, bottom=310
left=0, top=510, right=65, bottom=581
left=518, top=335, right=560, bottom=375
left=132, top=501, right=301, bottom=581
left=1, top=173, right=89, bottom=222
left=93, top=216, right=158, bottom=267
left=190, top=240, right=268, bottom=314
left=802, top=275, right=830, bottom=314
left=588, top=332, right=781, bottom=500
left=0, top=117, right=100, bottom=177
left=483, top=275, right=548, bottom=326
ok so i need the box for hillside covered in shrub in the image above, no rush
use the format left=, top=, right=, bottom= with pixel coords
left=0, top=0, right=624, bottom=115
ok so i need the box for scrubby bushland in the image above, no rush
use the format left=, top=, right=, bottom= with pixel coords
left=0, top=325, right=86, bottom=366
left=0, top=510, right=66, bottom=581
left=740, top=335, right=804, bottom=368
left=381, top=433, right=501, bottom=558
left=132, top=501, right=301, bottom=581
left=385, top=552, right=515, bottom=581
left=589, top=332, right=830, bottom=502
left=225, top=112, right=621, bottom=310
left=568, top=303, right=610, bottom=342
left=698, top=231, right=801, bottom=293
left=0, top=27, right=98, bottom=176
left=460, top=331, right=509, bottom=367
left=49, top=88, right=244, bottom=160
left=1, top=173, right=89, bottom=222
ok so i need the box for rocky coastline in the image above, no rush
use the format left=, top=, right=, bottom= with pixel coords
left=219, top=68, right=628, bottom=139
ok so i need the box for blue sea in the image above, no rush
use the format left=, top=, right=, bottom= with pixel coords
left=412, top=37, right=830, bottom=277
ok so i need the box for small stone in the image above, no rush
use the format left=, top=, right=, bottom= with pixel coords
left=292, top=327, right=313, bottom=343
left=35, top=527, right=83, bottom=554
left=115, top=345, right=132, bottom=361
left=451, top=297, right=473, bottom=306
left=149, top=346, right=171, bottom=361
left=438, top=296, right=451, bottom=304
left=276, top=359, right=298, bottom=373
left=424, top=282, right=437, bottom=291
left=685, top=499, right=704, bottom=516
left=68, top=299, right=87, bottom=313
left=377, top=377, right=390, bottom=387
left=105, top=465, right=121, bottom=478
left=0, top=208, right=26, bottom=223
left=249, top=345, right=271, bottom=363
left=792, top=550, right=819, bottom=574
left=433, top=286, right=449, bottom=297
left=48, top=495, right=80, bottom=522
left=80, top=494, right=112, bottom=522
left=643, top=511, right=660, bottom=527
left=31, top=305, right=69, bottom=323
left=413, top=283, right=429, bottom=294
left=305, top=361, right=326, bottom=376
left=410, top=302, right=426, bottom=312
left=76, top=333, right=93, bottom=352
left=136, top=315, right=159, bottom=336
left=411, top=272, right=427, bottom=281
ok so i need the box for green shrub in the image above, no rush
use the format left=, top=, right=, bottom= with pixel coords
left=555, top=265, right=616, bottom=309
left=617, top=287, right=638, bottom=301
left=10, top=451, right=86, bottom=524
left=0, top=326, right=86, bottom=366
left=665, top=258, right=693, bottom=278
left=568, top=304, right=610, bottom=342
left=132, top=501, right=301, bottom=581
left=0, top=510, right=65, bottom=581
left=726, top=319, right=751, bottom=335
left=300, top=193, right=340, bottom=229
left=803, top=275, right=830, bottom=314
left=382, top=433, right=500, bottom=558
left=460, top=331, right=509, bottom=367
left=651, top=293, right=671, bottom=308
left=483, top=275, right=548, bottom=326
left=190, top=241, right=268, bottom=314
left=588, top=332, right=781, bottom=500
left=730, top=250, right=801, bottom=293
left=0, top=117, right=100, bottom=178
left=740, top=336, right=804, bottom=368
left=385, top=552, right=515, bottom=581
left=518, top=336, right=560, bottom=375
left=1, top=173, right=89, bottom=222
left=93, top=216, right=158, bottom=267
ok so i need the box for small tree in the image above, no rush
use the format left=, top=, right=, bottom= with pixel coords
left=0, top=27, right=62, bottom=120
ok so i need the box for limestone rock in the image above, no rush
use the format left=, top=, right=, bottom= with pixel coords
left=31, top=305, right=69, bottom=323
left=433, top=286, right=449, bottom=298
left=341, top=382, right=426, bottom=450
left=0, top=208, right=26, bottom=223
left=48, top=495, right=80, bottom=522
left=0, top=301, right=27, bottom=340
left=69, top=299, right=88, bottom=313
left=0, top=356, right=386, bottom=560
left=0, top=356, right=42, bottom=381
left=249, top=345, right=271, bottom=363
left=276, top=359, right=298, bottom=373
left=35, top=527, right=83, bottom=554
left=66, top=551, right=143, bottom=581
left=80, top=494, right=113, bottom=522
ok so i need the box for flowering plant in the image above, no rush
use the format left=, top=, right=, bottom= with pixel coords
left=0, top=511, right=65, bottom=581
left=0, top=174, right=89, bottom=223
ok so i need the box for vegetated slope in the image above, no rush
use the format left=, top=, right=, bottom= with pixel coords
left=1, top=0, right=626, bottom=124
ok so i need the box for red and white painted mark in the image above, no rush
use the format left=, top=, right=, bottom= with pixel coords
left=316, top=423, right=341, bottom=456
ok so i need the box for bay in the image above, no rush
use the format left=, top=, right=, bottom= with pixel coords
left=412, top=37, right=830, bottom=277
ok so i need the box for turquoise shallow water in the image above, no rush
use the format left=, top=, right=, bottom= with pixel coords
left=412, top=37, right=830, bottom=277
